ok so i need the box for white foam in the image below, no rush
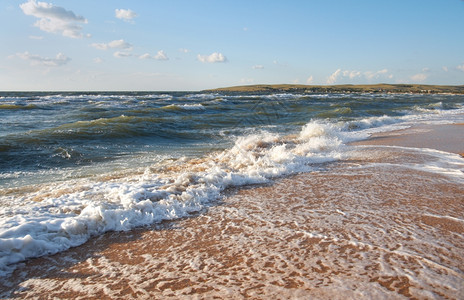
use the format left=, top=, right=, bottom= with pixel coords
left=348, top=145, right=464, bottom=184
left=342, top=103, right=464, bottom=142
left=0, top=120, right=345, bottom=275
left=161, top=103, right=206, bottom=110
left=184, top=93, right=220, bottom=100
left=179, top=103, right=205, bottom=110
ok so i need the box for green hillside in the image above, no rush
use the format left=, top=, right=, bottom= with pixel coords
left=204, top=84, right=464, bottom=94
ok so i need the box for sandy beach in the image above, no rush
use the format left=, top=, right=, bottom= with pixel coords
left=1, top=123, right=463, bottom=299
left=350, top=123, right=464, bottom=157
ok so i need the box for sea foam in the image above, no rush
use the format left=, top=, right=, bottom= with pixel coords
left=0, top=120, right=343, bottom=275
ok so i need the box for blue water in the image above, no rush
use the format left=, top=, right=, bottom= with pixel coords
left=2, top=91, right=463, bottom=188
left=0, top=91, right=463, bottom=274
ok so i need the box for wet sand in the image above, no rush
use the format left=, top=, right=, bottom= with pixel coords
left=351, top=123, right=464, bottom=156
left=1, top=124, right=463, bottom=299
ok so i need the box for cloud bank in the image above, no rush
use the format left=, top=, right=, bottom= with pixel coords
left=327, top=68, right=392, bottom=84
left=326, top=69, right=342, bottom=84
left=20, top=0, right=88, bottom=38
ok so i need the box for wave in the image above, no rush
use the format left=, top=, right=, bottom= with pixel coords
left=4, top=115, right=168, bottom=143
left=183, top=93, right=220, bottom=101
left=0, top=104, right=38, bottom=110
left=0, top=114, right=197, bottom=169
left=0, top=120, right=344, bottom=275
left=316, top=107, right=353, bottom=118
left=161, top=104, right=205, bottom=111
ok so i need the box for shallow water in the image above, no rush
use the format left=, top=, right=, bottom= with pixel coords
left=1, top=91, right=463, bottom=279
left=1, top=145, right=463, bottom=299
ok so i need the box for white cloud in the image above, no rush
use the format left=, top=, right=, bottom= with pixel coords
left=93, top=57, right=103, bottom=63
left=252, top=64, right=264, bottom=69
left=197, top=52, right=227, bottom=63
left=113, top=51, right=132, bottom=58
left=179, top=48, right=190, bottom=53
left=154, top=50, right=168, bottom=61
left=29, top=35, right=44, bottom=40
left=109, top=40, right=132, bottom=49
left=306, top=76, right=314, bottom=84
left=92, top=39, right=133, bottom=51
left=364, top=69, right=389, bottom=80
left=343, top=70, right=362, bottom=79
left=115, top=9, right=137, bottom=22
left=139, top=53, right=152, bottom=60
left=327, top=69, right=342, bottom=84
left=410, top=73, right=428, bottom=82
left=327, top=68, right=392, bottom=84
left=138, top=50, right=169, bottom=60
left=20, top=0, right=88, bottom=38
left=457, top=63, right=464, bottom=72
left=12, top=51, right=71, bottom=66
left=442, top=66, right=449, bottom=72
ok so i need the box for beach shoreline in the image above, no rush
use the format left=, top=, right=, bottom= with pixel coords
left=350, top=122, right=464, bottom=157
left=1, top=123, right=463, bottom=299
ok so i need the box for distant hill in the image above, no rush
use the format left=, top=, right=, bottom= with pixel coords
left=204, top=84, right=464, bottom=94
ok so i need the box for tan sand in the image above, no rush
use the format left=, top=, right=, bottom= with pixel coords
left=351, top=123, right=464, bottom=156
left=1, top=124, right=463, bottom=299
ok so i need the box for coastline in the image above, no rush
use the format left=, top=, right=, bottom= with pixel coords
left=204, top=83, right=464, bottom=94
left=1, top=123, right=464, bottom=299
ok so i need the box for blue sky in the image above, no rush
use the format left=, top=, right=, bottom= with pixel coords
left=1, top=0, right=464, bottom=91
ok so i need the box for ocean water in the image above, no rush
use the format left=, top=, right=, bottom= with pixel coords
left=1, top=91, right=463, bottom=278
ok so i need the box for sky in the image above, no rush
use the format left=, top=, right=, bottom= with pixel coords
left=1, top=0, right=464, bottom=91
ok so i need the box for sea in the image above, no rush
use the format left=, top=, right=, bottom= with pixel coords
left=1, top=91, right=464, bottom=297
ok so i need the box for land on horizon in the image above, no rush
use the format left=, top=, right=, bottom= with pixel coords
left=1, top=83, right=464, bottom=94
left=205, top=83, right=464, bottom=94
